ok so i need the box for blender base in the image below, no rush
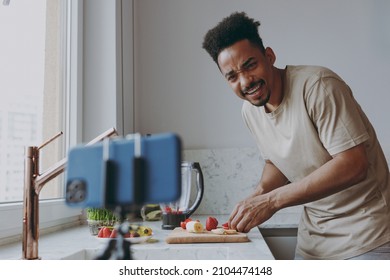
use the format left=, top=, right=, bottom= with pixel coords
left=161, top=213, right=187, bottom=230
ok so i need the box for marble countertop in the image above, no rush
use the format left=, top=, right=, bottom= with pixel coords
left=0, top=211, right=300, bottom=260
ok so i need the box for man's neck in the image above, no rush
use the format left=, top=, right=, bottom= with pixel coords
left=264, top=67, right=285, bottom=113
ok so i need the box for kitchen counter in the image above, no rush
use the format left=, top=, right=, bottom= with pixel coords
left=0, top=211, right=301, bottom=260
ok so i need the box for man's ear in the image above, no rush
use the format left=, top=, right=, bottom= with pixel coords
left=265, top=47, right=276, bottom=65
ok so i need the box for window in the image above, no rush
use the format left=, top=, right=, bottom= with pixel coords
left=0, top=0, right=64, bottom=203
left=0, top=0, right=82, bottom=243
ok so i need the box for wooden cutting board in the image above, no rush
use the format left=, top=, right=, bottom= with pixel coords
left=165, top=227, right=249, bottom=244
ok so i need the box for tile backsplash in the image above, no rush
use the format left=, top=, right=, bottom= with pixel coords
left=183, top=147, right=264, bottom=215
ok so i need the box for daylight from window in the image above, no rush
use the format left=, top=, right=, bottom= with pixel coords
left=0, top=0, right=46, bottom=202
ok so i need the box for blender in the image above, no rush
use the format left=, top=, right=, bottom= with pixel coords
left=161, top=161, right=204, bottom=229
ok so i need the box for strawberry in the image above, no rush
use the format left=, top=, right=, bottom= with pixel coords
left=206, top=216, right=218, bottom=231
left=222, top=222, right=229, bottom=229
left=102, top=227, right=112, bottom=238
left=180, top=218, right=192, bottom=229
left=109, top=229, right=118, bottom=238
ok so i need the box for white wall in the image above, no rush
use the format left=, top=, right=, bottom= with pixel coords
left=132, top=0, right=390, bottom=158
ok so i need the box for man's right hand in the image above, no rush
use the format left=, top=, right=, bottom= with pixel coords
left=228, top=192, right=276, bottom=233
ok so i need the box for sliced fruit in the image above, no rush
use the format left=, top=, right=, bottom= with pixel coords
left=224, top=229, right=238, bottom=235
left=222, top=222, right=229, bottom=229
left=109, top=229, right=118, bottom=238
left=210, top=228, right=225, bottom=235
left=186, top=221, right=204, bottom=233
left=180, top=218, right=193, bottom=229
left=137, top=226, right=153, bottom=236
left=102, top=227, right=112, bottom=238
left=206, top=216, right=218, bottom=231
left=211, top=228, right=238, bottom=235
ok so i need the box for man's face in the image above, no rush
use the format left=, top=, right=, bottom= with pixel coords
left=217, top=39, right=276, bottom=107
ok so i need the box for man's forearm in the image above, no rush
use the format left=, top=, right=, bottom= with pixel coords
left=269, top=143, right=369, bottom=211
left=252, top=160, right=289, bottom=196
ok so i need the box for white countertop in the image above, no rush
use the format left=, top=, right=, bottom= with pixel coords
left=0, top=212, right=301, bottom=260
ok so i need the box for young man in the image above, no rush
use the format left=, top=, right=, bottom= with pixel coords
left=202, top=12, right=390, bottom=259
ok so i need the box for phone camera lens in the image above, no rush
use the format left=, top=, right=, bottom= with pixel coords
left=66, top=179, right=87, bottom=203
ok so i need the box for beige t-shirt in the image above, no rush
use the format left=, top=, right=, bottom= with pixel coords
left=242, top=65, right=390, bottom=259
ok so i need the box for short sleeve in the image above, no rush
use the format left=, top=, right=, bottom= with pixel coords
left=306, top=76, right=369, bottom=156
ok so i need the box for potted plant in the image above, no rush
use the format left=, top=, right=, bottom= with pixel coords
left=86, top=208, right=118, bottom=235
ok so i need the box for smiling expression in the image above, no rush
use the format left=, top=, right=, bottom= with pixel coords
left=217, top=39, right=280, bottom=108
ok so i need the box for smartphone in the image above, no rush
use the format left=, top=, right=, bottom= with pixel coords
left=65, top=133, right=182, bottom=210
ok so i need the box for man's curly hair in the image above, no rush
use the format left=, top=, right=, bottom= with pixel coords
left=202, top=12, right=265, bottom=65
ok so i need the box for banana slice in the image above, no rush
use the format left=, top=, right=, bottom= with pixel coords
left=211, top=228, right=238, bottom=235
left=224, top=229, right=238, bottom=234
left=210, top=228, right=225, bottom=235
left=186, top=221, right=204, bottom=233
